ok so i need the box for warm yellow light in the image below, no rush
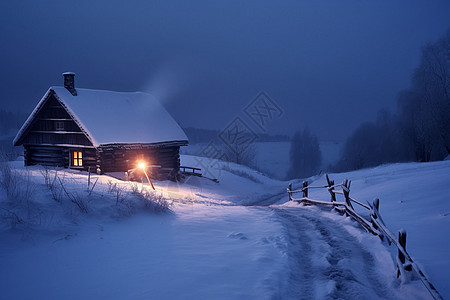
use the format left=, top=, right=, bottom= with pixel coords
left=136, top=160, right=155, bottom=190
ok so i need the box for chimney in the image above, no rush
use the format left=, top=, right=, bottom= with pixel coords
left=63, top=72, right=77, bottom=96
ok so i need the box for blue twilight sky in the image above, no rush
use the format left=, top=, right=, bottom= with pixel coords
left=1, top=1, right=449, bottom=140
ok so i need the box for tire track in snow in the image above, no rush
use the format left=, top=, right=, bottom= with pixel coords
left=272, top=207, right=397, bottom=299
left=242, top=190, right=286, bottom=207
left=274, top=208, right=316, bottom=299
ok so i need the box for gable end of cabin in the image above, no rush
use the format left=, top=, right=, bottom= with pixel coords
left=16, top=90, right=97, bottom=170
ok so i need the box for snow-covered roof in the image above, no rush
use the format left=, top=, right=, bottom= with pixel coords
left=14, top=87, right=188, bottom=147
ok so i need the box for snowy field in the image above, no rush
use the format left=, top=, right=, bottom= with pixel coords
left=0, top=156, right=449, bottom=299
left=319, top=161, right=450, bottom=298
left=181, top=141, right=342, bottom=180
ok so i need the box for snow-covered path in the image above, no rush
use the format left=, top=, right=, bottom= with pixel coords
left=1, top=158, right=447, bottom=299
left=272, top=206, right=400, bottom=299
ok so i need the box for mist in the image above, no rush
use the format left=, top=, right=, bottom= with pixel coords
left=1, top=1, right=450, bottom=141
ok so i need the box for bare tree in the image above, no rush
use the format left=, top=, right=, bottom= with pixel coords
left=395, top=31, right=450, bottom=162
left=287, top=128, right=322, bottom=179
left=334, top=29, right=450, bottom=171
left=220, top=142, right=257, bottom=168
left=413, top=31, right=450, bottom=156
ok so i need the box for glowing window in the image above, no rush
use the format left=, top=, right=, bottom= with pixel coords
left=72, top=151, right=83, bottom=167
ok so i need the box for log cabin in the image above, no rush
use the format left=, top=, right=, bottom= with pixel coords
left=13, top=73, right=189, bottom=180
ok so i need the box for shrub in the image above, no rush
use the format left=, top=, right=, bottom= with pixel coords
left=129, top=183, right=171, bottom=213
left=0, top=159, right=35, bottom=203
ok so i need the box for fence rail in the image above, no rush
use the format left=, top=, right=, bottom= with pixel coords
left=287, top=174, right=443, bottom=300
left=180, top=166, right=202, bottom=176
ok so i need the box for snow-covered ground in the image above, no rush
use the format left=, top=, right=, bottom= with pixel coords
left=0, top=157, right=448, bottom=299
left=316, top=161, right=450, bottom=299
left=181, top=141, right=342, bottom=180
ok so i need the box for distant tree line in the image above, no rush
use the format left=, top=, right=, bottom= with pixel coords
left=333, top=30, right=450, bottom=172
left=287, top=128, right=322, bottom=179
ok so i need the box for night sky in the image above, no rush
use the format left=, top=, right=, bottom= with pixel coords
left=1, top=1, right=450, bottom=140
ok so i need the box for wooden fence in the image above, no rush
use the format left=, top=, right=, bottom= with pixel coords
left=287, top=174, right=443, bottom=300
left=180, top=165, right=202, bottom=176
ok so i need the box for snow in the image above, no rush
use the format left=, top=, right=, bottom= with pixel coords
left=14, top=87, right=188, bottom=147
left=0, top=206, right=285, bottom=299
left=1, top=156, right=449, bottom=299
left=181, top=141, right=342, bottom=180
left=308, top=161, right=450, bottom=298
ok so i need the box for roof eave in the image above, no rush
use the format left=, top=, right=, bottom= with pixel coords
left=52, top=91, right=99, bottom=147
left=98, top=140, right=189, bottom=149
left=13, top=88, right=53, bottom=146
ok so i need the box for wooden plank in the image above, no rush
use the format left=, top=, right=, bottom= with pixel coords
left=30, top=131, right=85, bottom=134
left=180, top=166, right=201, bottom=171
left=349, top=197, right=370, bottom=210
left=292, top=197, right=345, bottom=206
left=344, top=206, right=375, bottom=234
left=28, top=158, right=64, bottom=165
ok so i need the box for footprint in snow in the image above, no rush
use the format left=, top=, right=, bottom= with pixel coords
left=53, top=234, right=76, bottom=243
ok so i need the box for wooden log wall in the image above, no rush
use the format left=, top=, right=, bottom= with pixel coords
left=79, top=148, right=97, bottom=171
left=24, top=145, right=97, bottom=170
left=24, top=143, right=182, bottom=180
left=24, top=146, right=65, bottom=167
left=24, top=132, right=91, bottom=145
left=98, top=145, right=181, bottom=180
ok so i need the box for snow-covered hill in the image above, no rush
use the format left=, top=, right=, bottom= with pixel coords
left=181, top=141, right=342, bottom=180
left=0, top=157, right=448, bottom=299
left=317, top=161, right=450, bottom=299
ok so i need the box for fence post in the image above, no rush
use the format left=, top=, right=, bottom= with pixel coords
left=302, top=181, right=308, bottom=199
left=370, top=198, right=385, bottom=240
left=87, top=166, right=91, bottom=190
left=373, top=198, right=379, bottom=211
left=371, top=199, right=378, bottom=226
left=370, top=198, right=380, bottom=230
left=397, top=230, right=412, bottom=279
left=343, top=179, right=354, bottom=210
left=325, top=174, right=336, bottom=203
left=288, top=183, right=292, bottom=201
